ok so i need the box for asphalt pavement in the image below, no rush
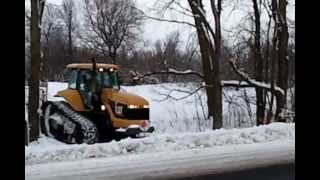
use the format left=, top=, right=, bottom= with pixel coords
left=171, top=163, right=295, bottom=180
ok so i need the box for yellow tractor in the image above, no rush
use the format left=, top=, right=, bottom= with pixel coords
left=40, top=59, right=154, bottom=144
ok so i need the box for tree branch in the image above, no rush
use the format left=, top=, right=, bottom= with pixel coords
left=132, top=68, right=204, bottom=82
left=133, top=7, right=196, bottom=27
left=156, top=85, right=205, bottom=102
left=229, top=59, right=285, bottom=95
left=221, top=80, right=255, bottom=88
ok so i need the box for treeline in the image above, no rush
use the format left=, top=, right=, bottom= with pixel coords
left=26, top=0, right=295, bottom=142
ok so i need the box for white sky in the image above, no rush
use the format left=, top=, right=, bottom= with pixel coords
left=26, top=0, right=295, bottom=48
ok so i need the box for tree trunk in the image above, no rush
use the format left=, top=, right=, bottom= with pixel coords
left=210, top=0, right=223, bottom=129
left=211, top=43, right=223, bottom=129
left=29, top=0, right=42, bottom=142
left=68, top=26, right=73, bottom=57
left=188, top=0, right=222, bottom=129
left=252, top=0, right=266, bottom=125
left=275, top=0, right=289, bottom=121
left=25, top=120, right=29, bottom=145
left=270, top=0, right=289, bottom=122
left=265, top=13, right=273, bottom=124
left=110, top=51, right=117, bottom=64
left=108, top=46, right=117, bottom=64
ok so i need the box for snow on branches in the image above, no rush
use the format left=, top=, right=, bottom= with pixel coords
left=229, top=59, right=285, bottom=95
left=132, top=68, right=205, bottom=82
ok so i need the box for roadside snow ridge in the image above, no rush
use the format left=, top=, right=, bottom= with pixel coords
left=25, top=123, right=294, bottom=165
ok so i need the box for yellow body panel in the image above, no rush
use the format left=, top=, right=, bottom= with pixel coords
left=101, top=88, right=149, bottom=128
left=104, top=104, right=146, bottom=128
left=101, top=88, right=148, bottom=106
left=56, top=87, right=149, bottom=128
left=56, top=89, right=86, bottom=111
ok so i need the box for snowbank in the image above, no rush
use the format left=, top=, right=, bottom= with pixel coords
left=25, top=122, right=294, bottom=165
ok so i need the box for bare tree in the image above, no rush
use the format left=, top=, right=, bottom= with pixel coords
left=83, top=0, right=143, bottom=64
left=42, top=4, right=61, bottom=46
left=134, top=0, right=224, bottom=129
left=28, top=0, right=45, bottom=142
left=273, top=0, right=289, bottom=121
left=183, top=32, right=200, bottom=70
left=163, top=30, right=181, bottom=71
left=251, top=0, right=266, bottom=125
left=224, top=0, right=291, bottom=124
left=187, top=0, right=223, bottom=129
left=61, top=0, right=77, bottom=57
left=41, top=3, right=63, bottom=80
left=151, top=31, right=181, bottom=82
left=25, top=9, right=31, bottom=81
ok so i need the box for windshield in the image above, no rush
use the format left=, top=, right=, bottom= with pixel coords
left=78, top=70, right=102, bottom=92
left=102, top=71, right=119, bottom=90
left=76, top=69, right=119, bottom=91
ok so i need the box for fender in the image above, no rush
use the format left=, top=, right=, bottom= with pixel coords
left=55, top=89, right=86, bottom=111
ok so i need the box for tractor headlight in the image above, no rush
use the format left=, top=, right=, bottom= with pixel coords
left=128, top=104, right=139, bottom=109
left=114, top=102, right=124, bottom=116
left=101, top=105, right=106, bottom=111
left=142, top=105, right=149, bottom=109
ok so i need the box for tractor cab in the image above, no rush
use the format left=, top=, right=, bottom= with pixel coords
left=48, top=61, right=154, bottom=143
left=66, top=63, right=120, bottom=110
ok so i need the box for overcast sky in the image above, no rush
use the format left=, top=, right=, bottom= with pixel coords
left=26, top=0, right=295, bottom=48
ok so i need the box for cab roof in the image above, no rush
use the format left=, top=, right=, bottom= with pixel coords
left=67, top=63, right=119, bottom=70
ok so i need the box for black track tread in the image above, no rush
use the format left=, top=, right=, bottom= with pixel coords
left=51, top=101, right=98, bottom=144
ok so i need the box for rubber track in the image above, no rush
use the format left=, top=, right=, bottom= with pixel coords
left=52, top=101, right=98, bottom=144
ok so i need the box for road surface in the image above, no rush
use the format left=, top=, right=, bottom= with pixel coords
left=172, top=163, right=294, bottom=180
left=26, top=140, right=294, bottom=180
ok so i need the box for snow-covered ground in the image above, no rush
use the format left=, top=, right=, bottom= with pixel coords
left=25, top=82, right=295, bottom=179
left=26, top=122, right=294, bottom=166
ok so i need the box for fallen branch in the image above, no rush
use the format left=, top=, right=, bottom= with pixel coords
left=229, top=59, right=285, bottom=95
left=132, top=68, right=204, bottom=82
left=221, top=80, right=255, bottom=88
left=156, top=85, right=205, bottom=101
left=132, top=69, right=261, bottom=89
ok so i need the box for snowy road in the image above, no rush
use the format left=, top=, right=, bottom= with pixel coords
left=173, top=163, right=294, bottom=180
left=26, top=140, right=294, bottom=180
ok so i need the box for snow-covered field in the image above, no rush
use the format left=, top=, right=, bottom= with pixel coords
left=25, top=82, right=295, bottom=179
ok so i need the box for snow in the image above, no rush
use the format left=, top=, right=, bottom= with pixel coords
left=26, top=139, right=294, bottom=180
left=251, top=79, right=285, bottom=95
left=168, top=68, right=194, bottom=74
left=221, top=80, right=248, bottom=86
left=47, top=82, right=67, bottom=101
left=26, top=122, right=294, bottom=165
left=25, top=81, right=294, bottom=179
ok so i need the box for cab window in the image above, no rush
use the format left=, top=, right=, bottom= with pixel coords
left=68, top=70, right=77, bottom=89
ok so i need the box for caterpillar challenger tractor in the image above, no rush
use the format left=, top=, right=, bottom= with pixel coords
left=40, top=59, right=154, bottom=144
